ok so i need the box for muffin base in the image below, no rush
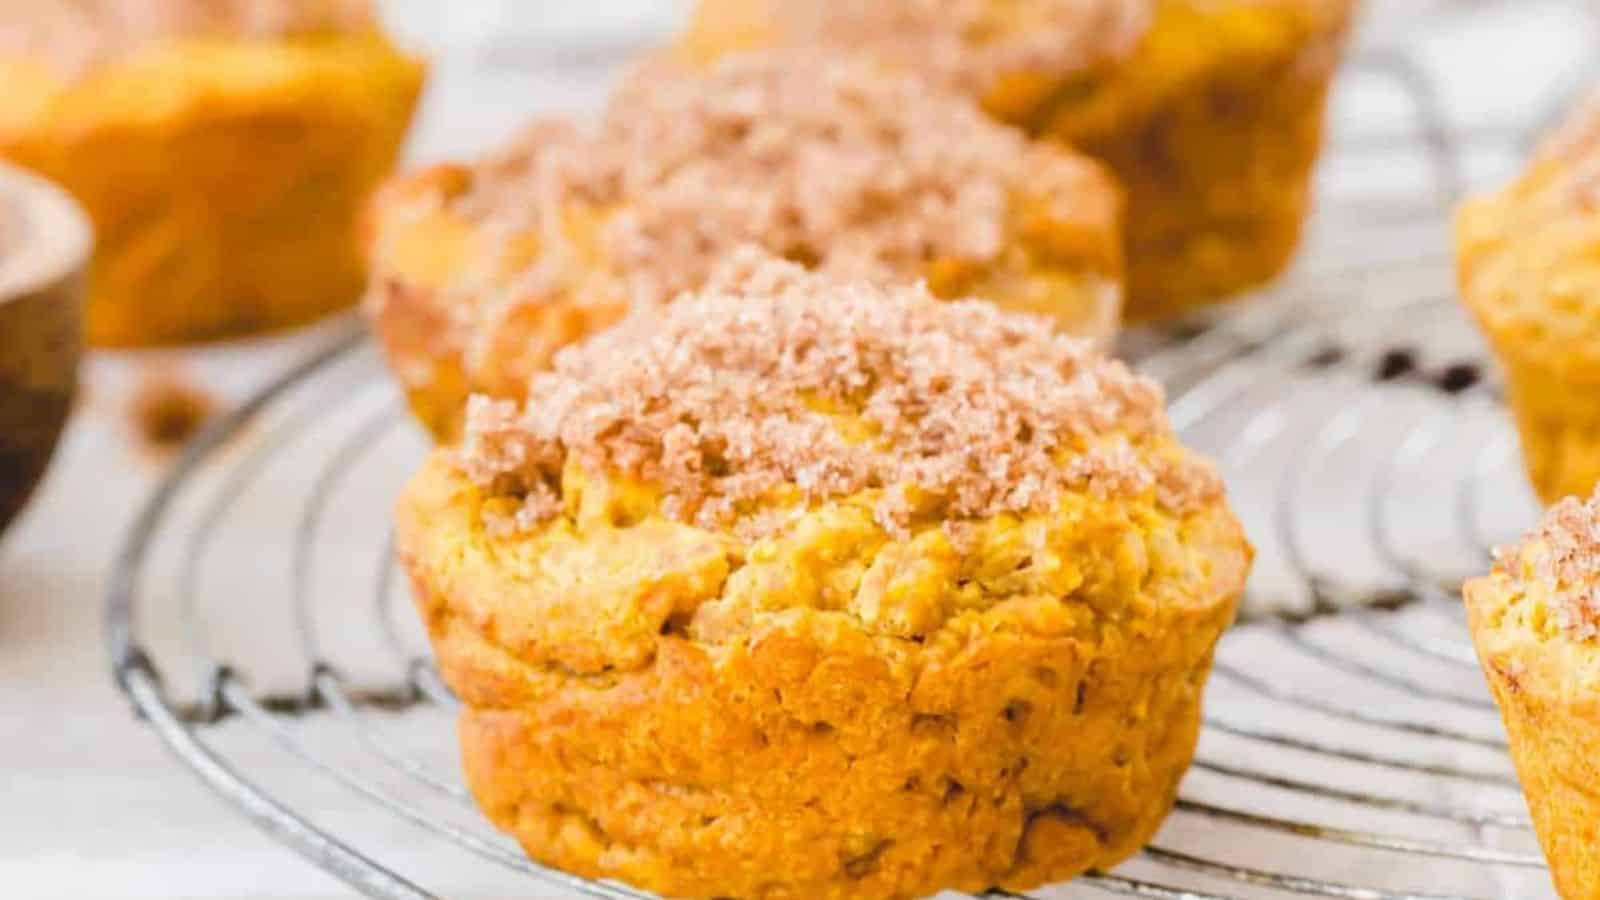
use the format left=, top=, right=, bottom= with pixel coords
left=1504, top=362, right=1600, bottom=504
left=398, top=453, right=1246, bottom=899
left=1027, top=1, right=1351, bottom=320
left=1464, top=577, right=1600, bottom=899
left=1, top=36, right=425, bottom=347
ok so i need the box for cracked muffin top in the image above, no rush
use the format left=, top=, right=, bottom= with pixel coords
left=0, top=0, right=376, bottom=75
left=433, top=48, right=1119, bottom=317
left=460, top=253, right=1220, bottom=545
left=1490, top=489, right=1600, bottom=643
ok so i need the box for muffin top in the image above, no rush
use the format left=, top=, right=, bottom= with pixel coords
left=0, top=0, right=375, bottom=74
left=1493, top=489, right=1600, bottom=642
left=684, top=0, right=1154, bottom=97
left=1530, top=94, right=1600, bottom=210
left=460, top=254, right=1219, bottom=541
left=443, top=49, right=1118, bottom=314
left=1456, top=94, right=1600, bottom=372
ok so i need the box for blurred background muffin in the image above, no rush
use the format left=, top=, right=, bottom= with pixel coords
left=1457, top=95, right=1600, bottom=505
left=0, top=162, right=88, bottom=537
left=396, top=255, right=1250, bottom=899
left=675, top=0, right=1359, bottom=320
left=0, top=0, right=426, bottom=347
left=368, top=50, right=1123, bottom=441
left=1464, top=489, right=1600, bottom=898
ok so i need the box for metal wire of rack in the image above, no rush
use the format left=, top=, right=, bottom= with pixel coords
left=107, top=4, right=1600, bottom=899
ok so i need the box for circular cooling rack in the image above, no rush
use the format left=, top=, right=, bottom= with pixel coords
left=108, top=4, right=1600, bottom=899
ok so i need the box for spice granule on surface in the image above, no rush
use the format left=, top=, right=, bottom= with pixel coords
left=459, top=254, right=1218, bottom=539
left=1495, top=488, right=1600, bottom=641
left=449, top=49, right=1111, bottom=314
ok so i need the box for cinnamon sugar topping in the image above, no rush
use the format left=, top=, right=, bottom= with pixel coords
left=448, top=50, right=1111, bottom=318
left=732, top=0, right=1152, bottom=96
left=1495, top=488, right=1600, bottom=641
left=460, top=255, right=1220, bottom=539
left=0, top=0, right=375, bottom=75
left=1535, top=94, right=1600, bottom=207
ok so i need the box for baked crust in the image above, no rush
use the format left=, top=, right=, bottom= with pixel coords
left=675, top=0, right=1358, bottom=319
left=0, top=29, right=424, bottom=346
left=1457, top=98, right=1600, bottom=504
left=366, top=53, right=1124, bottom=442
left=399, top=450, right=1248, bottom=899
left=1464, top=563, right=1600, bottom=897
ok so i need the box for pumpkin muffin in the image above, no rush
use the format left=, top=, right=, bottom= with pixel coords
left=1464, top=489, right=1600, bottom=899
left=1458, top=96, right=1600, bottom=505
left=0, top=1, right=425, bottom=347
left=366, top=50, right=1124, bottom=441
left=396, top=256, right=1251, bottom=899
left=675, top=0, right=1358, bottom=320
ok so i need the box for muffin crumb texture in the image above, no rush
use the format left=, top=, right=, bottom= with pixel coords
left=1494, top=489, right=1600, bottom=642
left=460, top=256, right=1215, bottom=541
left=399, top=261, right=1250, bottom=899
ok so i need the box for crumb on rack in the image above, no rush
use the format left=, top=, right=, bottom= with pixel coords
left=129, top=368, right=215, bottom=455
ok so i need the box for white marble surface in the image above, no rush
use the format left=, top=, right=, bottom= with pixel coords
left=0, top=2, right=1593, bottom=898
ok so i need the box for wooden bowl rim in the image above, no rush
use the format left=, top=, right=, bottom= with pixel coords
left=0, top=161, right=92, bottom=304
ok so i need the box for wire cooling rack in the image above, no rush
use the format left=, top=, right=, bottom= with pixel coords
left=107, top=4, right=1600, bottom=899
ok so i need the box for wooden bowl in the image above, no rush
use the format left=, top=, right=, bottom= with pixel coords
left=0, top=162, right=90, bottom=537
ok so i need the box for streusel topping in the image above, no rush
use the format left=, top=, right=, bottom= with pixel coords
left=0, top=0, right=375, bottom=75
left=460, top=255, right=1219, bottom=539
left=1534, top=94, right=1600, bottom=208
left=1495, top=488, right=1600, bottom=641
left=450, top=50, right=1113, bottom=317
left=731, top=0, right=1151, bottom=97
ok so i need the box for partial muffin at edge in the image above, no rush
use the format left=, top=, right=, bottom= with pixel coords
left=0, top=0, right=426, bottom=346
left=365, top=49, right=1124, bottom=441
left=1458, top=95, right=1600, bottom=505
left=674, top=0, right=1358, bottom=320
left=396, top=256, right=1251, bottom=900
left=1463, top=490, right=1600, bottom=899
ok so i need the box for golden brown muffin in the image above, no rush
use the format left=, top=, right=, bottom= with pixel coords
left=396, top=256, right=1251, bottom=900
left=1464, top=490, right=1600, bottom=899
left=675, top=0, right=1358, bottom=320
left=1458, top=97, right=1600, bottom=505
left=0, top=0, right=426, bottom=347
left=366, top=50, right=1124, bottom=441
